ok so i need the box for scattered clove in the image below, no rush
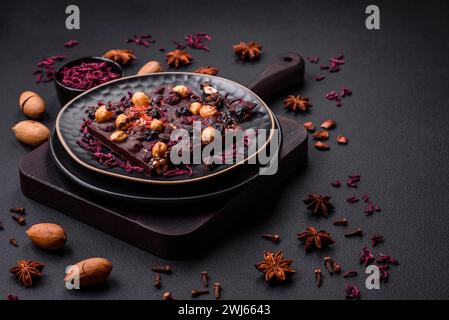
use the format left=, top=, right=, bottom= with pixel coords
left=345, top=228, right=363, bottom=237
left=12, top=216, right=26, bottom=226
left=0, top=221, right=3, bottom=230
left=324, top=256, right=341, bottom=275
left=191, top=288, right=209, bottom=297
left=314, top=268, right=322, bottom=287
left=201, top=271, right=209, bottom=287
left=213, top=282, right=221, bottom=299
left=154, top=273, right=161, bottom=289
left=151, top=265, right=172, bottom=274
left=261, top=234, right=281, bottom=243
left=9, top=238, right=19, bottom=247
left=10, top=207, right=25, bottom=215
left=162, top=292, right=173, bottom=300
left=333, top=218, right=348, bottom=226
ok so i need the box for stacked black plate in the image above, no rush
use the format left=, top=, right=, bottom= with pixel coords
left=51, top=72, right=282, bottom=203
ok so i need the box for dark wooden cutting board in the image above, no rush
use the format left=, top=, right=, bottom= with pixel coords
left=19, top=115, right=307, bottom=259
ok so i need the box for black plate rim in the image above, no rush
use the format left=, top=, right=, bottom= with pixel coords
left=55, top=72, right=276, bottom=185
left=50, top=111, right=282, bottom=203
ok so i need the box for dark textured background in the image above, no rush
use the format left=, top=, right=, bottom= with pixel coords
left=1, top=0, right=449, bottom=300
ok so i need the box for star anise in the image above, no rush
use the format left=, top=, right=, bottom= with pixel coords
left=193, top=66, right=219, bottom=76
left=233, top=41, right=262, bottom=60
left=303, top=194, right=335, bottom=217
left=9, top=260, right=44, bottom=287
left=102, top=49, right=136, bottom=65
left=297, top=227, right=335, bottom=251
left=255, top=251, right=295, bottom=282
left=166, top=49, right=193, bottom=68
left=283, top=95, right=312, bottom=112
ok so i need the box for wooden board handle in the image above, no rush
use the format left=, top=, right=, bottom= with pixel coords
left=248, top=52, right=305, bottom=101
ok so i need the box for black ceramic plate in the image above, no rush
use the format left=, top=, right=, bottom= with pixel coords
left=55, top=72, right=275, bottom=185
left=50, top=112, right=281, bottom=203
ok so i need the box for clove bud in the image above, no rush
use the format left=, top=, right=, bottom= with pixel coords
left=154, top=273, right=161, bottom=289
left=345, top=228, right=363, bottom=237
left=191, top=288, right=209, bottom=297
left=201, top=271, right=208, bottom=287
left=10, top=207, right=25, bottom=215
left=12, top=216, right=26, bottom=225
left=314, top=269, right=322, bottom=287
left=151, top=265, right=172, bottom=274
left=162, top=292, right=173, bottom=300
left=213, top=282, right=221, bottom=299
left=261, top=234, right=281, bottom=243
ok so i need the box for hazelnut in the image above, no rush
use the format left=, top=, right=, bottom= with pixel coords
left=201, top=126, right=220, bottom=144
left=110, top=130, right=128, bottom=142
left=132, top=92, right=150, bottom=106
left=199, top=105, right=218, bottom=118
left=95, top=105, right=113, bottom=123
left=152, top=158, right=168, bottom=175
left=150, top=119, right=165, bottom=132
left=19, top=91, right=45, bottom=118
left=203, top=85, right=217, bottom=95
left=152, top=141, right=168, bottom=157
left=189, top=102, right=202, bottom=115
left=115, top=114, right=131, bottom=130
left=172, top=85, right=190, bottom=98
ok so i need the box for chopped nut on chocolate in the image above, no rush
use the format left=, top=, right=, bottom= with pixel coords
left=201, top=126, right=219, bottom=144
left=115, top=114, right=131, bottom=130
left=189, top=102, right=202, bottom=115
left=110, top=130, right=128, bottom=143
left=150, top=119, right=165, bottom=132
left=95, top=105, right=113, bottom=123
left=199, top=105, right=218, bottom=118
left=132, top=92, right=150, bottom=107
left=152, top=142, right=168, bottom=158
left=172, top=85, right=190, bottom=98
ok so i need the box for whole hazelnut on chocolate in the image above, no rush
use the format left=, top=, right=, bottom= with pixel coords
left=150, top=119, right=165, bottom=132
left=172, top=85, right=190, bottom=98
left=95, top=105, right=113, bottom=123
left=110, top=130, right=128, bottom=143
left=115, top=114, right=131, bottom=130
left=199, top=105, right=218, bottom=118
left=152, top=158, right=168, bottom=175
left=132, top=92, right=150, bottom=107
left=201, top=126, right=220, bottom=144
left=152, top=141, right=168, bottom=157
left=19, top=91, right=45, bottom=119
left=189, top=102, right=202, bottom=115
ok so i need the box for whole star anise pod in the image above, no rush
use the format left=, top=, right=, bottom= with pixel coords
left=303, top=194, right=335, bottom=217
left=255, top=251, right=295, bottom=282
left=283, top=95, right=312, bottom=112
left=194, top=66, right=219, bottom=76
left=297, top=227, right=335, bottom=251
left=9, top=260, right=44, bottom=287
left=103, top=49, right=136, bottom=65
left=166, top=49, right=193, bottom=68
left=233, top=41, right=262, bottom=60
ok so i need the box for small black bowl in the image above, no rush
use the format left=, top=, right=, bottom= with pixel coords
left=54, top=56, right=125, bottom=106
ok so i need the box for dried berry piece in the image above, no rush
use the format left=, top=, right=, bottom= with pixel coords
left=314, top=141, right=330, bottom=150
left=337, top=135, right=349, bottom=144
left=194, top=66, right=219, bottom=75
left=166, top=50, right=193, bottom=68
left=360, top=247, right=374, bottom=266
left=6, top=294, right=19, bottom=300
left=255, top=251, right=295, bottom=282
left=303, top=121, right=315, bottom=132
left=283, top=95, right=311, bottom=112
left=343, top=271, right=358, bottom=278
left=233, top=41, right=262, bottom=60
left=297, top=227, right=335, bottom=252
left=312, top=130, right=329, bottom=140
left=371, top=235, right=384, bottom=246
left=321, top=119, right=336, bottom=129
left=10, top=260, right=44, bottom=287
left=103, top=49, right=136, bottom=66
left=345, top=284, right=360, bottom=299
left=303, top=194, right=335, bottom=217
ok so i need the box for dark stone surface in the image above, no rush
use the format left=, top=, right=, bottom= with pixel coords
left=1, top=0, right=448, bottom=299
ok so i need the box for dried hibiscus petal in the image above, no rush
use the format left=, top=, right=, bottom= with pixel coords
left=60, top=62, right=120, bottom=90
left=377, top=253, right=399, bottom=265
left=360, top=247, right=374, bottom=266
left=64, top=40, right=79, bottom=48
left=345, top=284, right=360, bottom=299
left=346, top=196, right=359, bottom=203
left=371, top=235, right=384, bottom=246
left=331, top=180, right=341, bottom=188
